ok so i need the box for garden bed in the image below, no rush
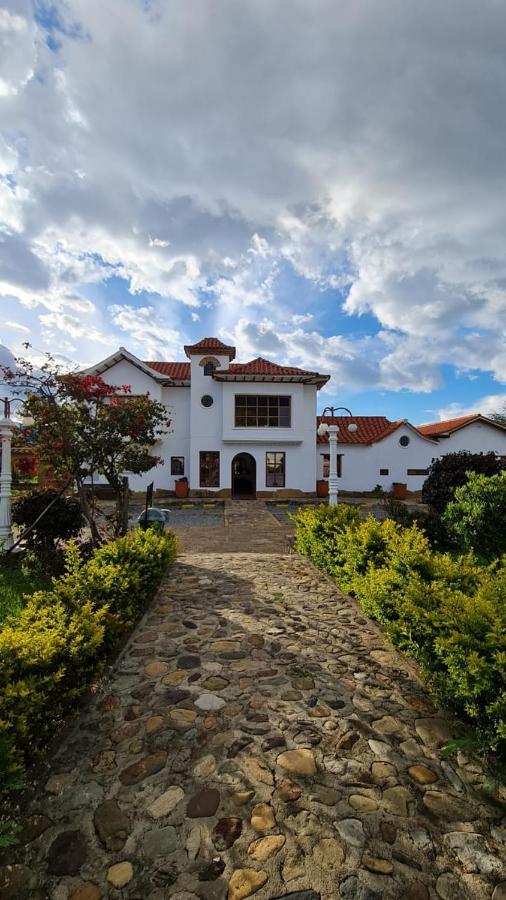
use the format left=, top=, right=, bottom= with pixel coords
left=292, top=503, right=506, bottom=760
left=0, top=528, right=177, bottom=795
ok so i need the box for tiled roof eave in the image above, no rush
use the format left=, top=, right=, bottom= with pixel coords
left=213, top=374, right=329, bottom=387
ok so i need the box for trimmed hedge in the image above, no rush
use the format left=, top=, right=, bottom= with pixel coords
left=0, top=528, right=177, bottom=790
left=292, top=504, right=506, bottom=756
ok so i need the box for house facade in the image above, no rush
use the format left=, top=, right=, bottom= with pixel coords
left=85, top=338, right=329, bottom=496
left=85, top=339, right=506, bottom=496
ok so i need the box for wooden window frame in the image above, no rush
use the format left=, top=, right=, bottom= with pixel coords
left=266, top=451, right=286, bottom=487
left=171, top=456, right=185, bottom=476
left=234, top=394, right=291, bottom=428
left=199, top=451, right=220, bottom=487
left=322, top=453, right=342, bottom=478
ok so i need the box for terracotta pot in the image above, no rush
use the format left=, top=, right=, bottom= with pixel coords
left=392, top=482, right=407, bottom=500
left=316, top=479, right=329, bottom=498
left=175, top=479, right=189, bottom=499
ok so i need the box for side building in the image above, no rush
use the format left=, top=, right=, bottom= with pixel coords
left=317, top=413, right=506, bottom=494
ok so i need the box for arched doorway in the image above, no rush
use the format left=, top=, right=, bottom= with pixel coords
left=231, top=452, right=256, bottom=498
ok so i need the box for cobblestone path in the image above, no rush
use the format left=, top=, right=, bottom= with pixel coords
left=4, top=551, right=506, bottom=900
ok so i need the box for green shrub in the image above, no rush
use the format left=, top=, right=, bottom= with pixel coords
left=443, top=471, right=506, bottom=562
left=422, top=451, right=503, bottom=514
left=0, top=528, right=177, bottom=790
left=291, top=503, right=360, bottom=572
left=293, top=504, right=506, bottom=756
left=389, top=563, right=506, bottom=751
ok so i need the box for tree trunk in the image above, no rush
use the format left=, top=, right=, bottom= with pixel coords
left=76, top=480, right=102, bottom=545
left=118, top=476, right=130, bottom=536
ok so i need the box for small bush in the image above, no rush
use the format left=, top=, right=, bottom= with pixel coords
left=12, top=489, right=84, bottom=573
left=422, top=451, right=503, bottom=514
left=443, top=471, right=506, bottom=562
left=293, top=504, right=506, bottom=756
left=0, top=528, right=177, bottom=790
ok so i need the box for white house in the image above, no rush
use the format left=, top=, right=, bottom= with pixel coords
left=417, top=413, right=506, bottom=456
left=317, top=416, right=440, bottom=493
left=85, top=339, right=506, bottom=497
left=317, top=412, right=506, bottom=494
left=85, top=337, right=330, bottom=496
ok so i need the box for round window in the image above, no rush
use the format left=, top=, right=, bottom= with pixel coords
left=399, top=435, right=410, bottom=447
left=201, top=394, right=214, bottom=408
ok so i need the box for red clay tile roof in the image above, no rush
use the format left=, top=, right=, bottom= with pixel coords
left=145, top=361, right=191, bottom=380
left=417, top=414, right=481, bottom=436
left=418, top=413, right=506, bottom=437
left=214, top=357, right=330, bottom=385
left=316, top=415, right=405, bottom=445
left=183, top=337, right=236, bottom=359
left=144, top=356, right=329, bottom=385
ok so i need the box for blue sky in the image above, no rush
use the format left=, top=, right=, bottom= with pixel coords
left=1, top=0, right=506, bottom=424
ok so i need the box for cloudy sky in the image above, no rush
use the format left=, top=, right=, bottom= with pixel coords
left=1, top=0, right=506, bottom=422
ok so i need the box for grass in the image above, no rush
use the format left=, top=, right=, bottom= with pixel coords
left=0, top=559, right=51, bottom=624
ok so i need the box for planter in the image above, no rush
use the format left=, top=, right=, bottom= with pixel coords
left=175, top=478, right=189, bottom=499
left=316, top=479, right=329, bottom=498
left=392, top=482, right=407, bottom=500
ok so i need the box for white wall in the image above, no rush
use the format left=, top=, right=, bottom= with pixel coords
left=318, top=425, right=437, bottom=492
left=95, top=358, right=191, bottom=492
left=192, top=377, right=318, bottom=492
left=434, top=421, right=506, bottom=456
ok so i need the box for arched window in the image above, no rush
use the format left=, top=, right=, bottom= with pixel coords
left=200, top=356, right=220, bottom=376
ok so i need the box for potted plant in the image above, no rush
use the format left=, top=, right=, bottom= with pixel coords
left=175, top=476, right=189, bottom=499
left=316, top=479, right=329, bottom=498
left=392, top=482, right=407, bottom=500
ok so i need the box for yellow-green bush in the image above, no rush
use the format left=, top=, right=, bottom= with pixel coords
left=0, top=528, right=177, bottom=789
left=293, top=504, right=506, bottom=756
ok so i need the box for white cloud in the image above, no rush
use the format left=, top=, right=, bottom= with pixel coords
left=436, top=394, right=506, bottom=421
left=3, top=320, right=29, bottom=332
left=0, top=0, right=505, bottom=392
left=108, top=304, right=182, bottom=360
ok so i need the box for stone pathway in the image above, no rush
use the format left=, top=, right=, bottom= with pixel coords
left=3, top=550, right=506, bottom=900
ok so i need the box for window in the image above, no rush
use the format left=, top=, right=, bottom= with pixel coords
left=380, top=468, right=389, bottom=476
left=266, top=452, right=285, bottom=487
left=171, top=457, right=184, bottom=476
left=200, top=451, right=220, bottom=487
left=322, top=453, right=342, bottom=478
left=399, top=435, right=410, bottom=447
left=235, top=395, right=291, bottom=427
left=200, top=356, right=220, bottom=375
left=201, top=394, right=214, bottom=408
left=407, top=468, right=428, bottom=476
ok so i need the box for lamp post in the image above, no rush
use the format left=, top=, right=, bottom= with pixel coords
left=0, top=397, right=27, bottom=552
left=0, top=398, right=15, bottom=551
left=317, top=406, right=357, bottom=507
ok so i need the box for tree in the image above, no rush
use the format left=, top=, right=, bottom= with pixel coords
left=1, top=347, right=171, bottom=540
left=490, top=404, right=506, bottom=428
left=421, top=451, right=504, bottom=514
left=443, top=470, right=506, bottom=561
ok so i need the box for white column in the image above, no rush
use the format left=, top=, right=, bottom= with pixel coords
left=0, top=416, right=14, bottom=551
left=328, top=424, right=339, bottom=507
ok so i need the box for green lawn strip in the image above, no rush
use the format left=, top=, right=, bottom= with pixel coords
left=0, top=561, right=50, bottom=625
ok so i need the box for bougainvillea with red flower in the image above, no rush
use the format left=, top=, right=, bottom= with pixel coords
left=1, top=346, right=172, bottom=539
